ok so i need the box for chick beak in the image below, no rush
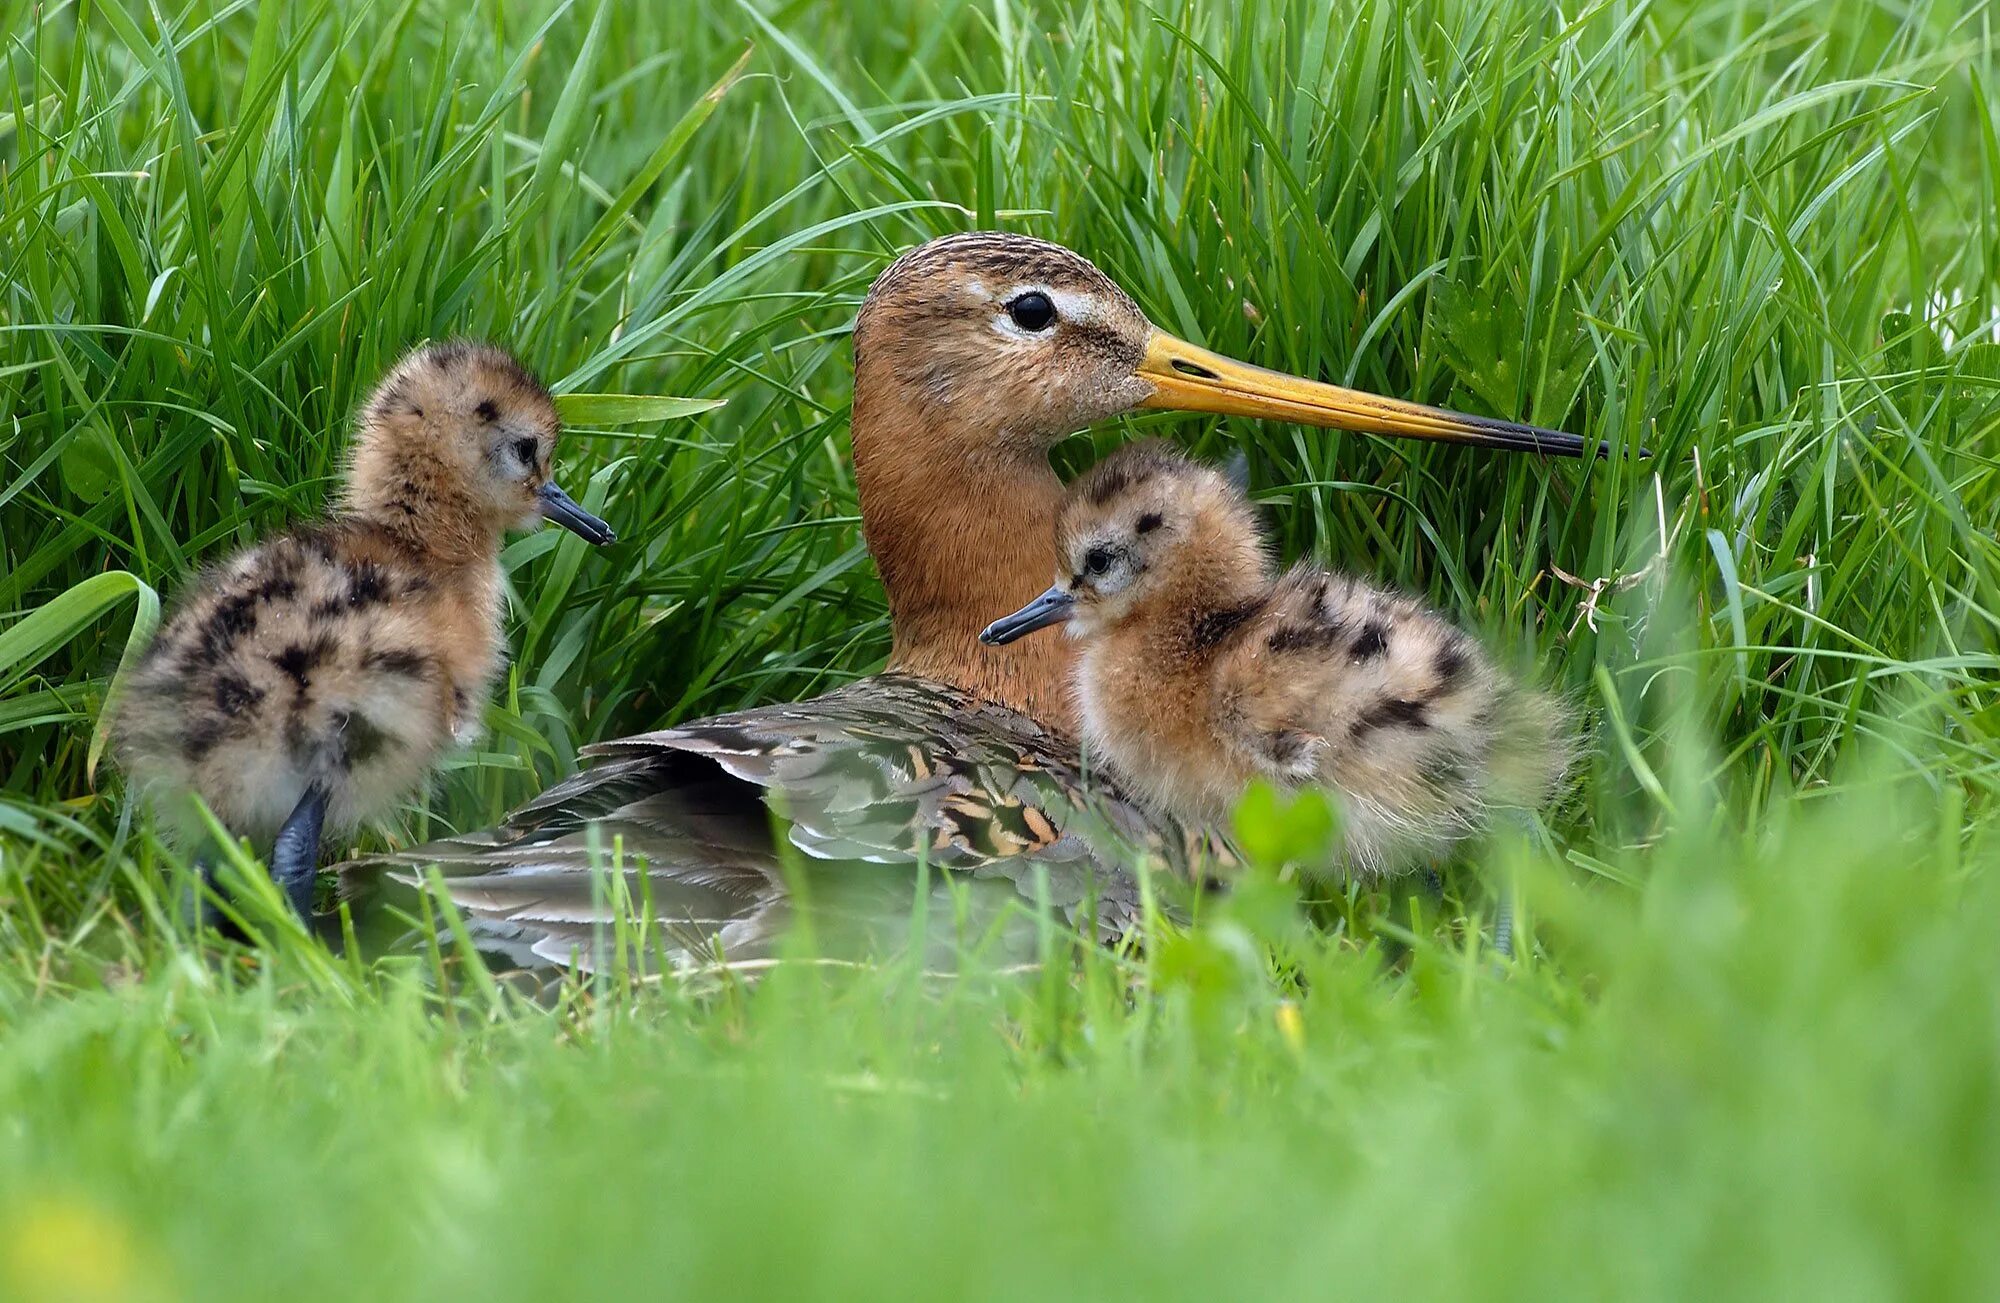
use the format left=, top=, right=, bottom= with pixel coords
left=1134, top=330, right=1618, bottom=458
left=980, top=585, right=1077, bottom=646
left=538, top=483, right=616, bottom=545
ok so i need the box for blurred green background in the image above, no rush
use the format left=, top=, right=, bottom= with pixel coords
left=2, top=0, right=1997, bottom=1296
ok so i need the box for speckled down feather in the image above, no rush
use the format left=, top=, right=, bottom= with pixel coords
left=113, top=523, right=499, bottom=840
left=1029, top=443, right=1573, bottom=877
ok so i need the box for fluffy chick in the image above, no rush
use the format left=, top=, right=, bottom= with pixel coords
left=981, top=442, right=1567, bottom=878
left=111, top=341, right=616, bottom=917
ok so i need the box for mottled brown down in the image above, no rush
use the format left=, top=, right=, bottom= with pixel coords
left=1032, top=443, right=1570, bottom=877
left=113, top=342, right=571, bottom=843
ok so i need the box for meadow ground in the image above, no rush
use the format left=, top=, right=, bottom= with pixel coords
left=3, top=0, right=1999, bottom=1297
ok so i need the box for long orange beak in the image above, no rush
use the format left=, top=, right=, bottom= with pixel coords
left=1135, top=331, right=1600, bottom=458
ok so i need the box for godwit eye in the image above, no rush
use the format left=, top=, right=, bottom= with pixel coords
left=1006, top=292, right=1057, bottom=332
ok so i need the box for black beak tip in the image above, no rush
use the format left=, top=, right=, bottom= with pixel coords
left=538, top=482, right=617, bottom=545
left=560, top=518, right=617, bottom=546
left=1506, top=423, right=1648, bottom=461
left=980, top=587, right=1076, bottom=646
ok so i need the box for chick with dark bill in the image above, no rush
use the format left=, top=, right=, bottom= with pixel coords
left=983, top=442, right=1569, bottom=878
left=112, top=341, right=615, bottom=922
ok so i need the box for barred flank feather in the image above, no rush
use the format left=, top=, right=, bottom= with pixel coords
left=340, top=674, right=1226, bottom=971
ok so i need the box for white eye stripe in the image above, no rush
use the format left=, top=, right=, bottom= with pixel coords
left=1043, top=288, right=1105, bottom=325
left=997, top=284, right=1104, bottom=324
left=986, top=284, right=1106, bottom=339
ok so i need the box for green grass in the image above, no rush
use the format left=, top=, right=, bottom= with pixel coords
left=3, top=0, right=1999, bottom=1296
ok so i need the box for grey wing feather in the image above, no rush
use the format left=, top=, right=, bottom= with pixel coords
left=339, top=674, right=1221, bottom=972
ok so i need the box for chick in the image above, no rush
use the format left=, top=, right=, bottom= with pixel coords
left=111, top=341, right=616, bottom=919
left=980, top=443, right=1567, bottom=878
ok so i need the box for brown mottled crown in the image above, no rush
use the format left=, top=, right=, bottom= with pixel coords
left=1068, top=439, right=1206, bottom=509
left=361, top=340, right=556, bottom=432
left=1062, top=440, right=1263, bottom=545
left=862, top=231, right=1141, bottom=315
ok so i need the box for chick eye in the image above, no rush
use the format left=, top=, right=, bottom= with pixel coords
left=1006, top=291, right=1057, bottom=333
left=1083, top=545, right=1113, bottom=576
left=511, top=437, right=538, bottom=466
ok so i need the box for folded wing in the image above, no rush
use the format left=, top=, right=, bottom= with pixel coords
left=339, top=674, right=1218, bottom=971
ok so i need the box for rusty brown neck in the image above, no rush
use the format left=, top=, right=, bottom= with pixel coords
left=851, top=369, right=1078, bottom=736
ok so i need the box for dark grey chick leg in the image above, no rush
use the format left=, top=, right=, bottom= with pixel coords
left=1492, top=894, right=1514, bottom=959
left=269, top=784, right=329, bottom=920
left=191, top=850, right=226, bottom=932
